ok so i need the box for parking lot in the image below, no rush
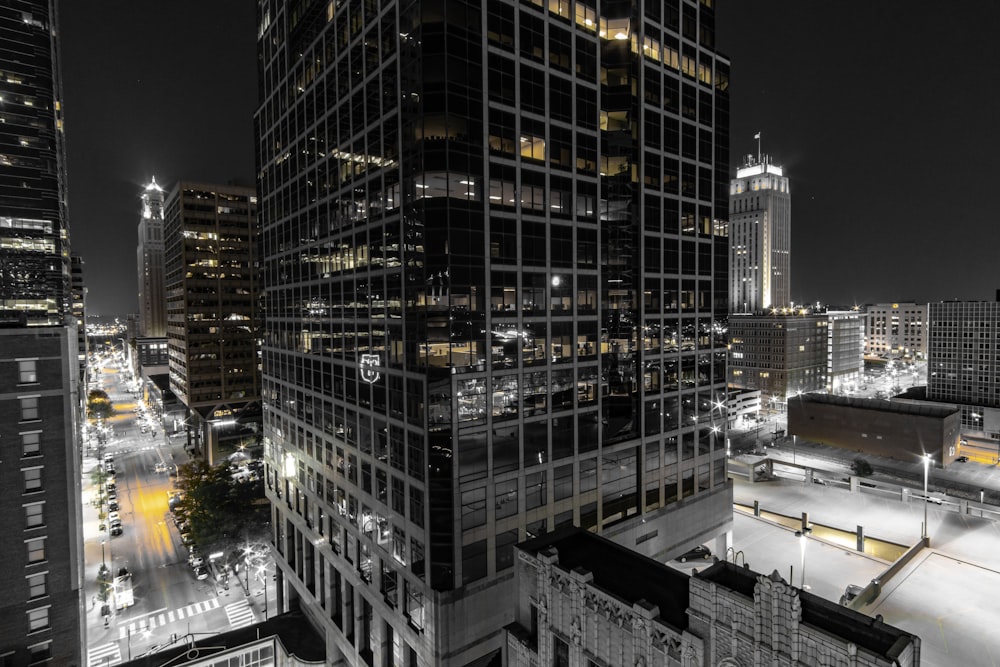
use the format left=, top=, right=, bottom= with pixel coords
left=731, top=476, right=1000, bottom=664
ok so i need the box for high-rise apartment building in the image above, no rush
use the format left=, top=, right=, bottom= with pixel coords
left=927, top=300, right=1000, bottom=438
left=0, top=2, right=84, bottom=665
left=137, top=177, right=167, bottom=337
left=728, top=154, right=790, bottom=314
left=164, top=182, right=260, bottom=464
left=256, top=2, right=732, bottom=665
left=865, top=302, right=927, bottom=360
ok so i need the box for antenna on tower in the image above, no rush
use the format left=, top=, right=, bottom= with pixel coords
left=754, top=132, right=761, bottom=164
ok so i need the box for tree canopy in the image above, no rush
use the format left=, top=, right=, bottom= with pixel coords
left=172, top=460, right=268, bottom=564
left=87, top=389, right=114, bottom=420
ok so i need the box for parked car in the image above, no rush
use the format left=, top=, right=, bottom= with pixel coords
left=107, top=511, right=120, bottom=522
left=108, top=501, right=119, bottom=512
left=110, top=524, right=123, bottom=536
left=676, top=545, right=712, bottom=562
left=194, top=565, right=209, bottom=580
left=189, top=555, right=204, bottom=568
left=956, top=456, right=969, bottom=463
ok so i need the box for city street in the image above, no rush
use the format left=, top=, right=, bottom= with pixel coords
left=84, top=357, right=272, bottom=666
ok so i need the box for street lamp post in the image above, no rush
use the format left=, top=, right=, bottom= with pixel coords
left=922, top=454, right=930, bottom=540
left=795, top=527, right=812, bottom=589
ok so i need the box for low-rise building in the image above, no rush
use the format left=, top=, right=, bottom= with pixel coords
left=787, top=393, right=961, bottom=465
left=505, top=527, right=920, bottom=667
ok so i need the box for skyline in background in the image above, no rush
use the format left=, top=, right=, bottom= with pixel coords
left=61, top=2, right=1000, bottom=316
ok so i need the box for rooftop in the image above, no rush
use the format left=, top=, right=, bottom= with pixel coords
left=791, top=392, right=958, bottom=419
left=518, top=527, right=690, bottom=630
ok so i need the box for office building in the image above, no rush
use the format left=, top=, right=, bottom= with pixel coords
left=163, top=181, right=260, bottom=464
left=0, top=2, right=84, bottom=665
left=137, top=177, right=167, bottom=337
left=729, top=310, right=863, bottom=408
left=865, top=303, right=927, bottom=360
left=256, top=2, right=732, bottom=665
left=506, top=527, right=921, bottom=667
left=71, top=254, right=88, bottom=379
left=728, top=154, right=790, bottom=314
left=927, top=300, right=1000, bottom=439
left=0, top=0, right=71, bottom=327
left=827, top=310, right=864, bottom=394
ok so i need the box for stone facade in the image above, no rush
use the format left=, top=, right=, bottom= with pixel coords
left=506, top=528, right=919, bottom=667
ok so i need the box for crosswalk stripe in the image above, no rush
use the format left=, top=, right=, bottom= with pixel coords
left=224, top=599, right=255, bottom=629
left=115, top=597, right=221, bottom=639
left=88, top=642, right=122, bottom=667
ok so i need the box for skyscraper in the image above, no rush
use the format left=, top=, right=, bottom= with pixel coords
left=256, top=2, right=732, bottom=664
left=163, top=181, right=260, bottom=464
left=137, top=177, right=167, bottom=337
left=728, top=153, right=790, bottom=313
left=0, top=0, right=70, bottom=327
left=0, top=2, right=83, bottom=665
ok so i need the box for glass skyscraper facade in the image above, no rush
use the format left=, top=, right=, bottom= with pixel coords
left=0, top=0, right=70, bottom=326
left=256, top=1, right=732, bottom=664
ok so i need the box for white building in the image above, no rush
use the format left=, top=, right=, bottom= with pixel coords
left=865, top=303, right=927, bottom=360
left=729, top=154, right=791, bottom=314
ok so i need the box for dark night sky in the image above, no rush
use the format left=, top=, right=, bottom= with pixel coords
left=59, top=2, right=1000, bottom=316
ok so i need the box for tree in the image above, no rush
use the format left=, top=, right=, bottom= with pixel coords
left=851, top=457, right=873, bottom=477
left=173, top=460, right=268, bottom=565
left=87, top=389, right=114, bottom=420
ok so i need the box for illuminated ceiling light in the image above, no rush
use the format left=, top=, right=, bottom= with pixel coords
left=614, top=31, right=628, bottom=40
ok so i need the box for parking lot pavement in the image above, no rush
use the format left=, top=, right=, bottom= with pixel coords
left=731, top=476, right=1000, bottom=661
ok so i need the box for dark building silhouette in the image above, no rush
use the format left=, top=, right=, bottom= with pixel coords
left=0, top=2, right=83, bottom=665
left=256, top=1, right=732, bottom=664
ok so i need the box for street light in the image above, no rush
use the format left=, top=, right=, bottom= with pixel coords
left=922, top=454, right=930, bottom=540
left=794, top=527, right=812, bottom=589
